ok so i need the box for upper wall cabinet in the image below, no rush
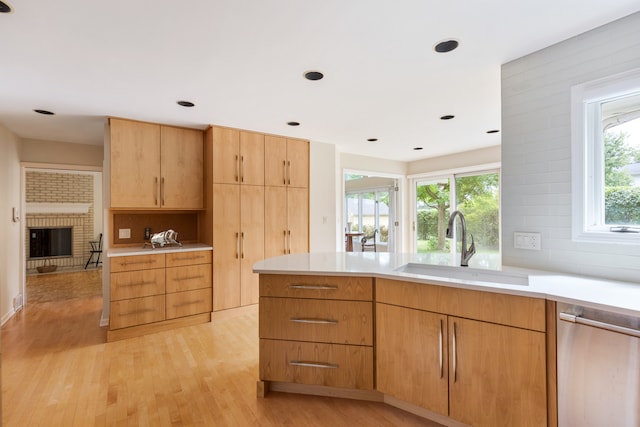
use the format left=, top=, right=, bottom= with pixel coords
left=211, top=126, right=264, bottom=186
left=110, top=118, right=204, bottom=210
left=264, top=136, right=309, bottom=188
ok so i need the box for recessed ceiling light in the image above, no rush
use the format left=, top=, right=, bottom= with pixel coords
left=434, top=39, right=459, bottom=53
left=177, top=100, right=195, bottom=107
left=487, top=129, right=500, bottom=134
left=413, top=147, right=423, bottom=151
left=367, top=138, right=378, bottom=142
left=304, top=71, right=324, bottom=81
left=440, top=115, right=455, bottom=120
left=33, top=109, right=54, bottom=115
left=287, top=121, right=300, bottom=126
left=0, top=1, right=12, bottom=13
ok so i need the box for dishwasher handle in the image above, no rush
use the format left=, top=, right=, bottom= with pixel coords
left=559, top=312, right=640, bottom=339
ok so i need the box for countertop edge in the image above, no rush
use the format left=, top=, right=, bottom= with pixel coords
left=107, top=243, right=213, bottom=257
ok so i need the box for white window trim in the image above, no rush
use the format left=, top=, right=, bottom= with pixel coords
left=571, top=68, right=640, bottom=244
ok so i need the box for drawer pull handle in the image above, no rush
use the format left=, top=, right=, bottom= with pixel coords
left=119, top=308, right=157, bottom=316
left=289, top=285, right=338, bottom=290
left=172, top=255, right=205, bottom=261
left=172, top=300, right=202, bottom=308
left=289, top=317, right=338, bottom=325
left=120, top=280, right=156, bottom=287
left=120, top=260, right=157, bottom=266
left=289, top=361, right=339, bottom=369
left=174, top=275, right=204, bottom=281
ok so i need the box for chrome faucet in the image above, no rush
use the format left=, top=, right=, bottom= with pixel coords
left=446, top=210, right=476, bottom=267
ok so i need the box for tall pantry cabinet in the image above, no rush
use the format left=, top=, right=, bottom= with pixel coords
left=207, top=125, right=309, bottom=311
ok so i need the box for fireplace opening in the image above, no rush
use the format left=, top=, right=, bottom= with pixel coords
left=29, top=227, right=73, bottom=259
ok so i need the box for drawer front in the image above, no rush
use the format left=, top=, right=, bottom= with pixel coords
left=110, top=295, right=165, bottom=329
left=376, top=278, right=546, bottom=332
left=166, top=250, right=212, bottom=267
left=166, top=288, right=212, bottom=319
left=110, top=269, right=165, bottom=301
left=260, top=275, right=373, bottom=301
left=110, top=254, right=165, bottom=272
left=166, top=264, right=212, bottom=293
left=259, top=298, right=373, bottom=345
left=260, top=339, right=374, bottom=390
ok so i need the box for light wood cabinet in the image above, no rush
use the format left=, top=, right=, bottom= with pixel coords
left=376, top=278, right=548, bottom=427
left=108, top=250, right=212, bottom=340
left=264, top=186, right=308, bottom=257
left=212, top=183, right=264, bottom=310
left=264, top=135, right=309, bottom=188
left=109, top=118, right=203, bottom=209
left=259, top=275, right=374, bottom=390
left=211, top=126, right=264, bottom=186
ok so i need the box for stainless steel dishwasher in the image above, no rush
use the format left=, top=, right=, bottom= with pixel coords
left=557, top=302, right=640, bottom=426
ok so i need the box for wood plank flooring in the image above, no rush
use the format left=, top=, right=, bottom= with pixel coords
left=2, top=272, right=441, bottom=426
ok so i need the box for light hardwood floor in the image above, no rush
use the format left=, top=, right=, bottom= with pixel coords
left=2, top=271, right=441, bottom=426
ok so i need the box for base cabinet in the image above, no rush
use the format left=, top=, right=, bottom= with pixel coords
left=258, top=275, right=374, bottom=390
left=108, top=250, right=212, bottom=341
left=259, top=274, right=552, bottom=427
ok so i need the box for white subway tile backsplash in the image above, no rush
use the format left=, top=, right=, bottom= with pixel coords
left=502, top=12, right=640, bottom=282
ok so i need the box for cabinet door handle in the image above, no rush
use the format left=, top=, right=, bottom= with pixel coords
left=241, top=231, right=245, bottom=259
left=119, top=260, right=158, bottom=267
left=289, top=284, right=338, bottom=290
left=172, top=299, right=202, bottom=308
left=119, top=308, right=156, bottom=316
left=235, top=155, right=239, bottom=182
left=282, top=160, right=287, bottom=185
left=289, top=361, right=339, bottom=369
left=439, top=318, right=444, bottom=379
left=154, top=177, right=159, bottom=206
left=287, top=160, right=291, bottom=185
left=282, top=230, right=287, bottom=254
left=289, top=317, right=338, bottom=325
left=240, top=155, right=244, bottom=183
left=171, top=255, right=206, bottom=262
left=161, top=177, right=165, bottom=206
left=287, top=229, right=291, bottom=254
left=452, top=321, right=458, bottom=383
left=235, top=232, right=240, bottom=259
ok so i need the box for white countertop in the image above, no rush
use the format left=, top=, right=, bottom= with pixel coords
left=107, top=243, right=213, bottom=257
left=253, top=252, right=640, bottom=317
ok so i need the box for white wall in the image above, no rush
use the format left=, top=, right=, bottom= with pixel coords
left=501, top=12, right=640, bottom=282
left=309, top=141, right=340, bottom=252
left=0, top=125, right=23, bottom=325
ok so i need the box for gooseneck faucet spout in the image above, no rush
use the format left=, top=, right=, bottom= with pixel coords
left=446, top=210, right=476, bottom=267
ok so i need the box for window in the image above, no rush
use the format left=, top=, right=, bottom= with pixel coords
left=572, top=69, right=640, bottom=243
left=413, top=168, right=500, bottom=268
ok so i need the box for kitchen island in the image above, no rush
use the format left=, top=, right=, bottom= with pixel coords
left=254, top=252, right=640, bottom=427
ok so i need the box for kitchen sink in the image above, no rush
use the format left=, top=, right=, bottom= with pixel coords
left=393, top=263, right=529, bottom=286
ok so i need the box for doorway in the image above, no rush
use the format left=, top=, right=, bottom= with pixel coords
left=344, top=173, right=400, bottom=252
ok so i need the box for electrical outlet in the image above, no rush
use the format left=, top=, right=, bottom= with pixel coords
left=119, top=228, right=131, bottom=239
left=514, top=232, right=541, bottom=250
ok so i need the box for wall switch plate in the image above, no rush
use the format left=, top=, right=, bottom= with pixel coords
left=119, top=228, right=131, bottom=239
left=514, top=232, right=541, bottom=250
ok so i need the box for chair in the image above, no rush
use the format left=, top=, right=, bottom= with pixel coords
left=84, top=233, right=103, bottom=269
left=360, top=230, right=378, bottom=252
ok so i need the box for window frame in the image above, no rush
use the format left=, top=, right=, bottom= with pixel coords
left=571, top=68, right=640, bottom=244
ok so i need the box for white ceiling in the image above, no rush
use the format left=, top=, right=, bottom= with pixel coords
left=1, top=1, right=639, bottom=162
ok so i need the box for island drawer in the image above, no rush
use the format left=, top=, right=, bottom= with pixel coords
left=166, top=288, right=212, bottom=319
left=260, top=275, right=373, bottom=301
left=110, top=253, right=165, bottom=273
left=259, top=297, right=373, bottom=345
left=259, top=339, right=374, bottom=390
left=110, top=295, right=165, bottom=329
left=110, top=269, right=165, bottom=301
left=166, top=264, right=212, bottom=293
left=166, top=250, right=212, bottom=267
